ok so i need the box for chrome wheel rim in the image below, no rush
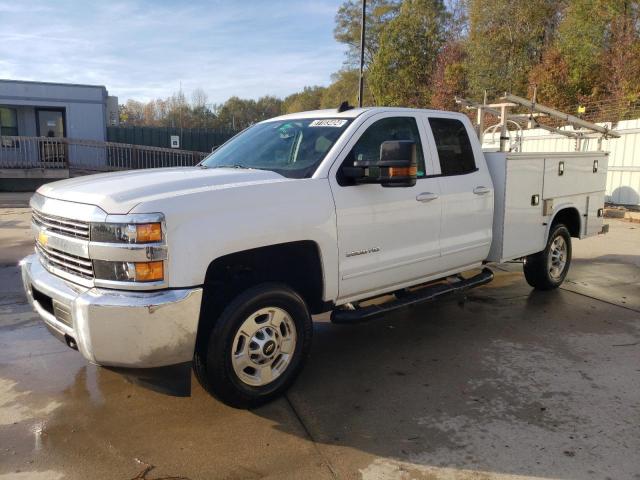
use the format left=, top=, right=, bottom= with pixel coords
left=231, top=306, right=297, bottom=387
left=548, top=235, right=567, bottom=280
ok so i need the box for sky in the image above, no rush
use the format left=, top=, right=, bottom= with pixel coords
left=0, top=0, right=348, bottom=104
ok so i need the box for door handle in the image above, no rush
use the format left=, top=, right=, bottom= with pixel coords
left=473, top=186, right=490, bottom=195
left=416, top=192, right=439, bottom=202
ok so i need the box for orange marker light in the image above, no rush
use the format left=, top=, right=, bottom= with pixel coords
left=388, top=166, right=417, bottom=177
left=136, top=223, right=162, bottom=243
left=134, top=261, right=164, bottom=282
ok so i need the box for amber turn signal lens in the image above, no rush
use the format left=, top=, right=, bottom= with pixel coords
left=136, top=223, right=162, bottom=243
left=134, top=261, right=164, bottom=282
left=388, top=166, right=417, bottom=177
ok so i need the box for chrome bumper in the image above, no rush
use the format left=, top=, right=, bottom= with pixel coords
left=21, top=254, right=203, bottom=368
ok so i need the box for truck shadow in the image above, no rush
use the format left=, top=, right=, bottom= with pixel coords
left=249, top=265, right=640, bottom=478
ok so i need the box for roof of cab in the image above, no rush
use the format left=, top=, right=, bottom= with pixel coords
left=265, top=106, right=460, bottom=123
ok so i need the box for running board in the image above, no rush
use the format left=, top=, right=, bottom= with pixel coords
left=331, top=268, right=494, bottom=324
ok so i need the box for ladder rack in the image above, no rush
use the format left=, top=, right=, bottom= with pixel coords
left=455, top=92, right=620, bottom=152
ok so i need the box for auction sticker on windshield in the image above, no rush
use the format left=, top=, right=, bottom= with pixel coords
left=309, top=119, right=348, bottom=127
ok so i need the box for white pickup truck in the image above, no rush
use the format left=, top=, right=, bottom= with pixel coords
left=21, top=106, right=608, bottom=407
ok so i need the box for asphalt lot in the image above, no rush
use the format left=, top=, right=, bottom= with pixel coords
left=0, top=197, right=639, bottom=480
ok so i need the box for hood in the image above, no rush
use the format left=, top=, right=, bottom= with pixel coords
left=37, top=167, right=288, bottom=213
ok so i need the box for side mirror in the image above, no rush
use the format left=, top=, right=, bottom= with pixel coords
left=344, top=140, right=417, bottom=187
left=377, top=140, right=417, bottom=187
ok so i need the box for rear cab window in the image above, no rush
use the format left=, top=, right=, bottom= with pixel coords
left=428, top=117, right=477, bottom=176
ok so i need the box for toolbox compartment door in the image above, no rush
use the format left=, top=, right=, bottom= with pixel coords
left=585, top=192, right=605, bottom=237
left=543, top=153, right=608, bottom=199
left=500, top=157, right=546, bottom=261
left=485, top=153, right=546, bottom=262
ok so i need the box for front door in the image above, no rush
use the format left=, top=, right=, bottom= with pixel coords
left=329, top=113, right=442, bottom=302
left=36, top=109, right=67, bottom=166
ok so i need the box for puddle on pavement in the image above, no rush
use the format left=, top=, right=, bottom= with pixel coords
left=0, top=318, right=320, bottom=479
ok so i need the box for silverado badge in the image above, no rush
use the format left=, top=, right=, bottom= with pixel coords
left=346, top=247, right=380, bottom=257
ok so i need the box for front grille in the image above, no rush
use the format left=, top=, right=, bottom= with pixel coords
left=31, top=287, right=73, bottom=327
left=36, top=243, right=94, bottom=279
left=31, top=286, right=54, bottom=315
left=32, top=210, right=90, bottom=239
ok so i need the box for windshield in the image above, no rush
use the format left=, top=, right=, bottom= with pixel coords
left=200, top=118, right=352, bottom=178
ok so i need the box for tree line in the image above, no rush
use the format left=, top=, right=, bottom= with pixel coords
left=120, top=0, right=640, bottom=130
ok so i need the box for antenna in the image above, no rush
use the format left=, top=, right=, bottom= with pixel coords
left=358, top=0, right=366, bottom=108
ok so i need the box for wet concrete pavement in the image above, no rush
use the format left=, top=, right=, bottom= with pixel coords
left=0, top=203, right=638, bottom=479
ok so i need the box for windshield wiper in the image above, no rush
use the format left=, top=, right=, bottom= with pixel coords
left=209, top=164, right=273, bottom=172
left=211, top=164, right=252, bottom=169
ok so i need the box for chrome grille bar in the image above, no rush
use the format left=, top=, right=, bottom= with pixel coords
left=39, top=244, right=92, bottom=268
left=36, top=243, right=94, bottom=279
left=32, top=210, right=90, bottom=239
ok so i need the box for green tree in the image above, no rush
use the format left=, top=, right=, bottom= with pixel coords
left=213, top=97, right=259, bottom=130
left=534, top=0, right=640, bottom=116
left=465, top=0, right=560, bottom=98
left=320, top=69, right=375, bottom=107
left=211, top=96, right=283, bottom=130
left=334, top=0, right=401, bottom=67
left=555, top=0, right=611, bottom=98
left=255, top=96, right=284, bottom=120
left=283, top=86, right=326, bottom=113
left=368, top=0, right=449, bottom=107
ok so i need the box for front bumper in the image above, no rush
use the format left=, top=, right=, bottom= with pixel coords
left=21, top=254, right=203, bottom=368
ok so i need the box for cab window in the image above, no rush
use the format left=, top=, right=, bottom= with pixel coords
left=428, top=118, right=476, bottom=176
left=339, top=116, right=426, bottom=186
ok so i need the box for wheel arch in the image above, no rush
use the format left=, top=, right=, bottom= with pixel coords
left=196, top=240, right=327, bottom=350
left=549, top=206, right=581, bottom=238
left=204, top=240, right=326, bottom=309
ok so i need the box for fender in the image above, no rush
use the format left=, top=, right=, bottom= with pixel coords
left=130, top=177, right=340, bottom=301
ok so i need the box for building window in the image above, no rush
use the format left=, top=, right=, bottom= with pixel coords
left=0, top=107, right=18, bottom=136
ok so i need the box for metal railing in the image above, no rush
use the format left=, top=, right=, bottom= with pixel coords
left=0, top=136, right=210, bottom=171
left=0, top=136, right=68, bottom=169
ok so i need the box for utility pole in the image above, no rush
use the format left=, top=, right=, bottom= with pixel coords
left=358, top=0, right=366, bottom=108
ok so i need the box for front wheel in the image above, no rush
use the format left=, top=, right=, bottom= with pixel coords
left=523, top=224, right=572, bottom=290
left=194, top=283, right=312, bottom=408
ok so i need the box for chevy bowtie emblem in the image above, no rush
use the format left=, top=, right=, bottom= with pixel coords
left=38, top=230, right=49, bottom=247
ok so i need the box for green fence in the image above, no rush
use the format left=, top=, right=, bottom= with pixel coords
left=106, top=126, right=239, bottom=153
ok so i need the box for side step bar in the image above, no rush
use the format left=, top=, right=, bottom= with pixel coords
left=331, top=267, right=494, bottom=324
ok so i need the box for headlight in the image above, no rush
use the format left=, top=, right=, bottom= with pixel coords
left=91, top=223, right=162, bottom=243
left=94, top=260, right=164, bottom=282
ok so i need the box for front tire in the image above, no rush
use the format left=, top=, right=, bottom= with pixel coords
left=523, top=224, right=572, bottom=290
left=194, top=283, right=312, bottom=408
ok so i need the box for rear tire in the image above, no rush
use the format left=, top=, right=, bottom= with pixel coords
left=523, top=224, right=572, bottom=290
left=194, top=283, right=312, bottom=408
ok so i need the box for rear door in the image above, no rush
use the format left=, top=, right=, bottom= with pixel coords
left=423, top=115, right=493, bottom=269
left=329, top=112, right=442, bottom=301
